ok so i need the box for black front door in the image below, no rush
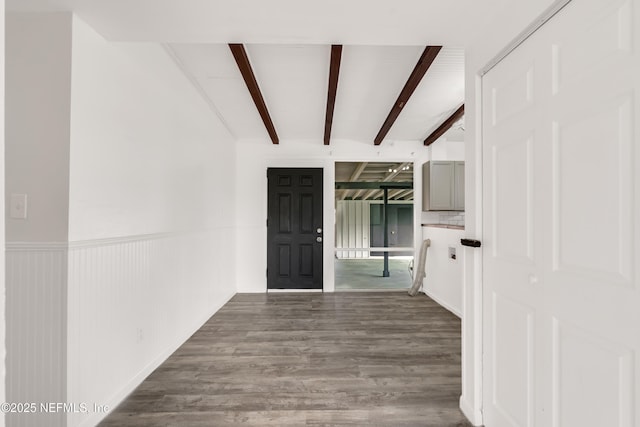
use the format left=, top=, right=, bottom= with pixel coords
left=267, top=168, right=323, bottom=289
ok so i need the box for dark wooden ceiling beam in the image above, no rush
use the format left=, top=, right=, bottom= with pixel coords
left=424, top=104, right=465, bottom=146
left=229, top=43, right=279, bottom=144
left=324, top=45, right=343, bottom=145
left=374, top=46, right=442, bottom=145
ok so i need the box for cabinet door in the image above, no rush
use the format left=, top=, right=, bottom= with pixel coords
left=428, top=161, right=454, bottom=210
left=454, top=161, right=465, bottom=210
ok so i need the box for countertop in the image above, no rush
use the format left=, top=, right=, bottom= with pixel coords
left=421, top=223, right=465, bottom=230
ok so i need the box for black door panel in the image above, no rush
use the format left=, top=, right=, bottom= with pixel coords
left=267, top=168, right=323, bottom=289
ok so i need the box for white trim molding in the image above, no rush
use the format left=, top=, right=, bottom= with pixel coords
left=460, top=395, right=484, bottom=426
left=69, top=231, right=194, bottom=249
left=6, top=241, right=69, bottom=251
left=479, top=0, right=573, bottom=76
left=421, top=288, right=462, bottom=318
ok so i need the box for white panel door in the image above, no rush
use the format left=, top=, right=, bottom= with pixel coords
left=482, top=1, right=639, bottom=426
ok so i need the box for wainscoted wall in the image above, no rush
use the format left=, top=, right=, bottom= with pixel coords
left=6, top=244, right=67, bottom=427
left=6, top=231, right=235, bottom=427
left=1, top=5, right=7, bottom=425
left=336, top=200, right=417, bottom=259
left=336, top=200, right=371, bottom=259
left=421, top=226, right=465, bottom=317
left=67, top=230, right=235, bottom=427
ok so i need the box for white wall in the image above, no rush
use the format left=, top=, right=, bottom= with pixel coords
left=235, top=138, right=429, bottom=293
left=5, top=12, right=72, bottom=243
left=461, top=0, right=557, bottom=424
left=1, top=1, right=6, bottom=426
left=68, top=19, right=235, bottom=240
left=421, top=226, right=464, bottom=317
left=428, top=138, right=464, bottom=162
left=418, top=139, right=465, bottom=317
left=5, top=13, right=72, bottom=427
left=66, top=16, right=237, bottom=426
left=5, top=12, right=238, bottom=427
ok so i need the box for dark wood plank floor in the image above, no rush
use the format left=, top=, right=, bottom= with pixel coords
left=99, top=292, right=472, bottom=426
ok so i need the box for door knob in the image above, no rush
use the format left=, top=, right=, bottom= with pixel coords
left=316, top=236, right=323, bottom=243
left=317, top=228, right=323, bottom=234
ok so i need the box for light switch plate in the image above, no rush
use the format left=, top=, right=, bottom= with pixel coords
left=10, top=194, right=28, bottom=219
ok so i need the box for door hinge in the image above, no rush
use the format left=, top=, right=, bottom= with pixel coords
left=266, top=268, right=268, bottom=278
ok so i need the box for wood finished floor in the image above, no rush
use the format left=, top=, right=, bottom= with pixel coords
left=99, top=292, right=472, bottom=427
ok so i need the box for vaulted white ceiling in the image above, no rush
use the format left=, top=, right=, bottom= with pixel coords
left=7, top=0, right=495, bottom=144
left=7, top=0, right=511, bottom=45
left=168, top=43, right=464, bottom=143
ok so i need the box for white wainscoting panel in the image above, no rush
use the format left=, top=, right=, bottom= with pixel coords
left=6, top=244, right=67, bottom=427
left=6, top=230, right=235, bottom=427
left=67, top=230, right=235, bottom=427
left=335, top=200, right=370, bottom=259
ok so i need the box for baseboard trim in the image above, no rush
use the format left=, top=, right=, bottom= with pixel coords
left=460, top=395, right=483, bottom=426
left=82, top=289, right=236, bottom=427
left=421, top=288, right=462, bottom=318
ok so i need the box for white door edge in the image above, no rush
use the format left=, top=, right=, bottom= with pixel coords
left=479, top=0, right=573, bottom=77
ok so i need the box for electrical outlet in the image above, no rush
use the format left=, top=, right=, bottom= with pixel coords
left=10, top=194, right=28, bottom=219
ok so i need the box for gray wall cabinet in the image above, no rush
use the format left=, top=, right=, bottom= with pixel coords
left=422, top=161, right=465, bottom=211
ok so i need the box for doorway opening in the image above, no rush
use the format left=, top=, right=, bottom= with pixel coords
left=334, top=162, right=414, bottom=291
